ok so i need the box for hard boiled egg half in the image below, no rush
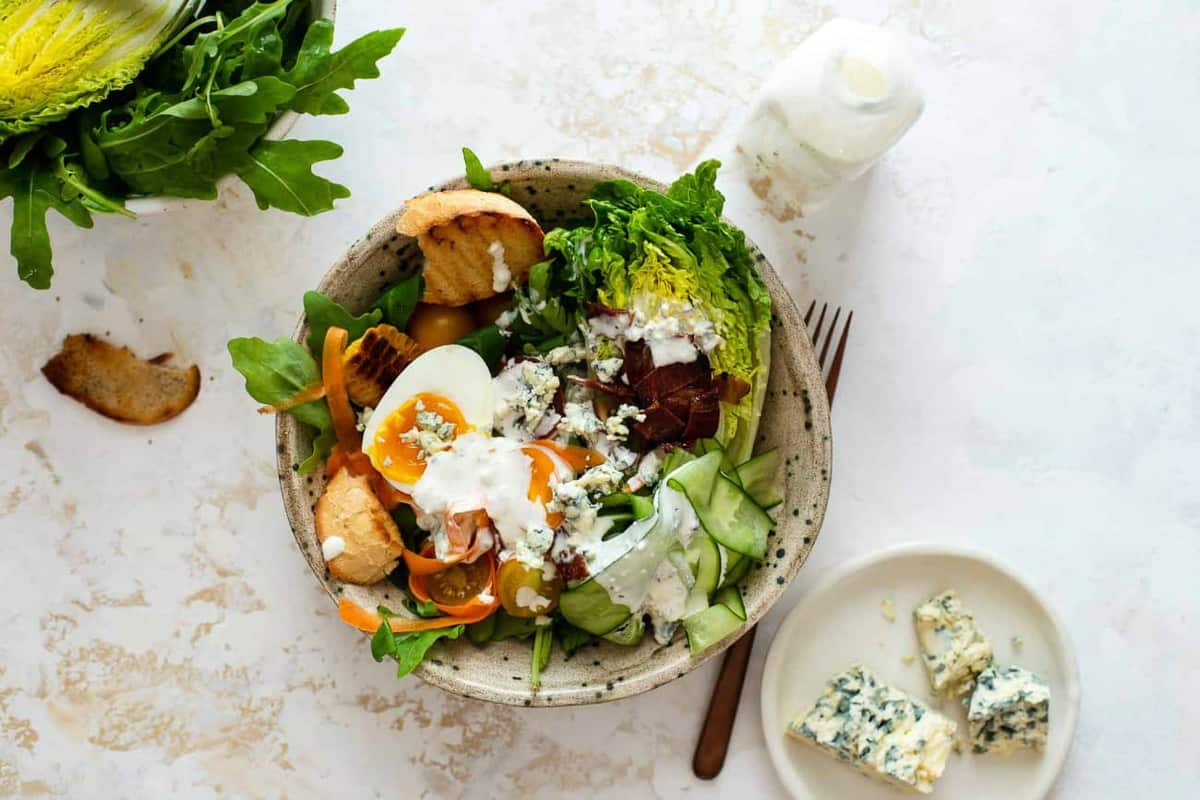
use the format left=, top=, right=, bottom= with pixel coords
left=362, top=344, right=495, bottom=492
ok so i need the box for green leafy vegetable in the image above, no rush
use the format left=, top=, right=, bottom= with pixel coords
left=303, top=290, right=382, bottom=356
left=530, top=624, right=553, bottom=690
left=0, top=0, right=203, bottom=140
left=462, top=147, right=493, bottom=191
left=455, top=324, right=506, bottom=371
left=282, top=23, right=405, bottom=115
left=227, top=336, right=333, bottom=473
left=239, top=139, right=350, bottom=215
left=510, top=159, right=772, bottom=461
left=371, top=274, right=424, bottom=330
left=371, top=607, right=464, bottom=678
left=554, top=619, right=592, bottom=660
left=2, top=0, right=404, bottom=289
left=466, top=614, right=497, bottom=645
left=401, top=597, right=442, bottom=619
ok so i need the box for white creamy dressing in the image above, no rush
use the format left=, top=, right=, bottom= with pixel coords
left=515, top=585, right=551, bottom=613
left=588, top=295, right=723, bottom=368
left=411, top=432, right=549, bottom=559
left=488, top=240, right=511, bottom=293
left=588, top=484, right=700, bottom=616
left=321, top=536, right=346, bottom=561
left=738, top=18, right=923, bottom=209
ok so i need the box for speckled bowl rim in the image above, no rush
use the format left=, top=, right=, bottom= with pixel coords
left=276, top=160, right=832, bottom=706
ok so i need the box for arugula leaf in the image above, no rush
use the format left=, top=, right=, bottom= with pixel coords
left=370, top=274, right=423, bottom=329
left=401, top=597, right=441, bottom=619
left=371, top=608, right=465, bottom=679
left=491, top=610, right=537, bottom=641
left=0, top=153, right=92, bottom=290
left=227, top=336, right=334, bottom=472
left=4, top=0, right=404, bottom=289
left=466, top=614, right=497, bottom=645
left=462, top=147, right=493, bottom=191
left=238, top=138, right=350, bottom=215
left=302, top=290, right=382, bottom=356
left=554, top=619, right=592, bottom=660
left=282, top=22, right=405, bottom=115
left=455, top=324, right=506, bottom=371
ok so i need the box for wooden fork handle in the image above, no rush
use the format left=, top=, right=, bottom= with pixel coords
left=692, top=624, right=758, bottom=779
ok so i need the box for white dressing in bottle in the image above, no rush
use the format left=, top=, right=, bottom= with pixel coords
left=739, top=19, right=924, bottom=210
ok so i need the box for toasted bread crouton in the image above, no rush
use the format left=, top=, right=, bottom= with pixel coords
left=315, top=469, right=405, bottom=585
left=343, top=324, right=422, bottom=407
left=42, top=334, right=200, bottom=425
left=397, top=189, right=544, bottom=306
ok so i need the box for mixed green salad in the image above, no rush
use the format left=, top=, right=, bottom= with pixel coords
left=0, top=0, right=403, bottom=289
left=230, top=153, right=783, bottom=688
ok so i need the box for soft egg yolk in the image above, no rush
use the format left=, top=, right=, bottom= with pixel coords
left=522, top=446, right=564, bottom=527
left=368, top=392, right=470, bottom=486
left=521, top=442, right=606, bottom=528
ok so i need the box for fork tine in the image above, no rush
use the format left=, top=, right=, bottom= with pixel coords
left=824, top=310, right=852, bottom=406
left=803, top=300, right=816, bottom=326
left=818, top=307, right=841, bottom=368
left=810, top=303, right=828, bottom=348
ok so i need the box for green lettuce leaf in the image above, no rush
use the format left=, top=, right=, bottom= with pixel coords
left=462, top=147, right=493, bottom=191
left=371, top=608, right=464, bottom=679
left=455, top=324, right=506, bottom=371
left=0, top=149, right=93, bottom=289
left=370, top=274, right=423, bottom=329
left=303, top=290, right=381, bottom=356
left=227, top=336, right=333, bottom=473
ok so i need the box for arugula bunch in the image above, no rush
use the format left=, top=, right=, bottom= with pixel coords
left=0, top=0, right=403, bottom=289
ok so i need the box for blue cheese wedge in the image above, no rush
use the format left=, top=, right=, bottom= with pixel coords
left=913, top=589, right=993, bottom=695
left=787, top=666, right=957, bottom=794
left=967, top=665, right=1050, bottom=755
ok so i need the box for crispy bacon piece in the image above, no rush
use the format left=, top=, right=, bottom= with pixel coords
left=634, top=358, right=710, bottom=404
left=554, top=549, right=590, bottom=583
left=682, top=387, right=721, bottom=441
left=623, top=340, right=654, bottom=387
left=714, top=372, right=752, bottom=404
left=635, top=403, right=686, bottom=443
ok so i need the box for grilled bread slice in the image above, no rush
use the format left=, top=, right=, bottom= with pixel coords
left=397, top=189, right=544, bottom=306
left=342, top=324, right=422, bottom=407
left=315, top=469, right=405, bottom=585
left=42, top=334, right=200, bottom=424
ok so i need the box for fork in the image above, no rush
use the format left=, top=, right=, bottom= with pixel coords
left=691, top=301, right=853, bottom=780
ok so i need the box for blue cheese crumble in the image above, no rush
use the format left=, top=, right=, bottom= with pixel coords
left=967, top=665, right=1050, bottom=755
left=493, top=360, right=560, bottom=439
left=913, top=590, right=994, bottom=695
left=787, top=665, right=957, bottom=794
left=397, top=400, right=456, bottom=458
left=604, top=403, right=645, bottom=442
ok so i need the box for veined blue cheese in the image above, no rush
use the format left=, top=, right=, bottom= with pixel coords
left=492, top=360, right=560, bottom=439
left=913, top=590, right=994, bottom=695
left=787, top=666, right=957, bottom=794
left=967, top=665, right=1050, bottom=755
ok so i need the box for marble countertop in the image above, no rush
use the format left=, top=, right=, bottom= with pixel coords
left=2, top=1, right=1197, bottom=797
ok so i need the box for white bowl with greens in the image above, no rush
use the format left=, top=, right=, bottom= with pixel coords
left=0, top=0, right=400, bottom=290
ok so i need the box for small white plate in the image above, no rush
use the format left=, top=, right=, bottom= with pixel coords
left=761, top=543, right=1080, bottom=799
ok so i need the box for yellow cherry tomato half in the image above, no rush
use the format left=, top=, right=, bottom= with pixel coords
left=497, top=559, right=564, bottom=619
left=406, top=303, right=478, bottom=350
left=426, top=557, right=493, bottom=606
left=471, top=293, right=513, bottom=327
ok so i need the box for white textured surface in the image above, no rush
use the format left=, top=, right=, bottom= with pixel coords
left=1, top=1, right=1197, bottom=797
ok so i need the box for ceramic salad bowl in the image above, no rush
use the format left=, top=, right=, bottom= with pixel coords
left=276, top=159, right=832, bottom=706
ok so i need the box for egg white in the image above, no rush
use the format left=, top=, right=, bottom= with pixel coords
left=361, top=344, right=496, bottom=490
